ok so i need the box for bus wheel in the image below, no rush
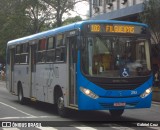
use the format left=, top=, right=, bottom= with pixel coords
left=18, top=87, right=25, bottom=104
left=57, top=96, right=68, bottom=117
left=109, top=109, right=124, bottom=117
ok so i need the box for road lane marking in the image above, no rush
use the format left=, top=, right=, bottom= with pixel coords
left=37, top=127, right=58, bottom=130
left=111, top=127, right=135, bottom=130
left=149, top=127, right=160, bottom=130
left=0, top=116, right=55, bottom=120
left=3, top=128, right=19, bottom=130
left=0, top=101, right=35, bottom=117
left=109, top=124, right=135, bottom=130
left=0, top=116, right=36, bottom=120
left=75, top=127, right=97, bottom=130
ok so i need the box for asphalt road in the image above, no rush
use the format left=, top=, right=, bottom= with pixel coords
left=0, top=81, right=159, bottom=130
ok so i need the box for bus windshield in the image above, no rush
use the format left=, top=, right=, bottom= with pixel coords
left=81, top=36, right=151, bottom=78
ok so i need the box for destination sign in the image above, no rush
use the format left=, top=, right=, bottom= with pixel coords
left=88, top=24, right=146, bottom=34
left=106, top=25, right=134, bottom=33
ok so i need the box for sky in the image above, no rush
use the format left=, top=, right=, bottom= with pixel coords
left=64, top=1, right=89, bottom=20
left=74, top=1, right=89, bottom=19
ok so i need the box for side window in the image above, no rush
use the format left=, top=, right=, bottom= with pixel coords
left=37, top=38, right=47, bottom=63
left=56, top=34, right=66, bottom=62
left=16, top=45, right=21, bottom=54
left=38, top=39, right=46, bottom=50
left=21, top=43, right=29, bottom=64
left=56, top=48, right=66, bottom=62
left=48, top=37, right=55, bottom=49
left=57, top=34, right=64, bottom=47
left=46, top=37, right=56, bottom=62
left=15, top=43, right=29, bottom=64
left=15, top=45, right=22, bottom=64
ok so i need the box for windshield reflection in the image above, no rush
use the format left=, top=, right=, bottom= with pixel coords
left=81, top=36, right=151, bottom=78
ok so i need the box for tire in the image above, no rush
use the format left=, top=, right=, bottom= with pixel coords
left=109, top=109, right=124, bottom=117
left=57, top=95, right=68, bottom=117
left=18, top=87, right=25, bottom=104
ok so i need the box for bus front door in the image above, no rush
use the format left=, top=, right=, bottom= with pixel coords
left=68, top=37, right=77, bottom=106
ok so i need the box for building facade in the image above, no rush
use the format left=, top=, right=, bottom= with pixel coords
left=89, top=0, right=160, bottom=86
left=90, top=0, right=147, bottom=21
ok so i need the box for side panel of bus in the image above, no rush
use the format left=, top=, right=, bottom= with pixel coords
left=29, top=44, right=36, bottom=99
left=8, top=48, right=14, bottom=93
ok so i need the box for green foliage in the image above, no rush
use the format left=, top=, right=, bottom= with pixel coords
left=0, top=0, right=87, bottom=61
left=139, top=0, right=160, bottom=44
left=44, top=0, right=86, bottom=27
left=0, top=0, right=29, bottom=62
left=139, top=0, right=160, bottom=57
left=62, top=16, right=82, bottom=26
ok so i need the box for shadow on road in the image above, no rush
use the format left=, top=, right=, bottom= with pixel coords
left=12, top=99, right=143, bottom=122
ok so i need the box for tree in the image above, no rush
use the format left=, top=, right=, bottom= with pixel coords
left=24, top=0, right=53, bottom=33
left=0, top=0, right=28, bottom=61
left=0, top=0, right=52, bottom=60
left=139, top=0, right=160, bottom=56
left=0, top=0, right=88, bottom=60
left=62, top=16, right=82, bottom=25
left=43, top=0, right=87, bottom=27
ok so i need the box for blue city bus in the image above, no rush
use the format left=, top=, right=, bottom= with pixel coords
left=6, top=20, right=152, bottom=117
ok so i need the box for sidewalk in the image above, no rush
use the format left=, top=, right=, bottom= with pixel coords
left=0, top=80, right=6, bottom=85
left=152, top=87, right=160, bottom=102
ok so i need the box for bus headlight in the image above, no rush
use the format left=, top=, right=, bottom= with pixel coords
left=140, top=87, right=152, bottom=98
left=80, top=87, right=99, bottom=99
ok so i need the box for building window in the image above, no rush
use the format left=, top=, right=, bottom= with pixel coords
left=93, top=0, right=98, bottom=6
left=93, top=0, right=102, bottom=6
left=121, top=0, right=127, bottom=5
left=99, top=0, right=102, bottom=6
left=106, top=0, right=113, bottom=8
left=106, top=0, right=112, bottom=4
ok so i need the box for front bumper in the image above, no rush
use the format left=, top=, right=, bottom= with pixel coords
left=78, top=92, right=152, bottom=110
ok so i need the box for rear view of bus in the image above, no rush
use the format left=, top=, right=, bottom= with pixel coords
left=78, top=21, right=152, bottom=116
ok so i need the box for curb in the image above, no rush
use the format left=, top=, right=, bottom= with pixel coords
left=152, top=101, right=160, bottom=105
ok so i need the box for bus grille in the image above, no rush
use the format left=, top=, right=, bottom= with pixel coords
left=86, top=76, right=150, bottom=90
left=95, top=83, right=141, bottom=90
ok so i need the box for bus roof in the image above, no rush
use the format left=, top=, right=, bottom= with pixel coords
left=7, top=20, right=147, bottom=46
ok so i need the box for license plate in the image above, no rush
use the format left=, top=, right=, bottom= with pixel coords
left=114, top=102, right=126, bottom=107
